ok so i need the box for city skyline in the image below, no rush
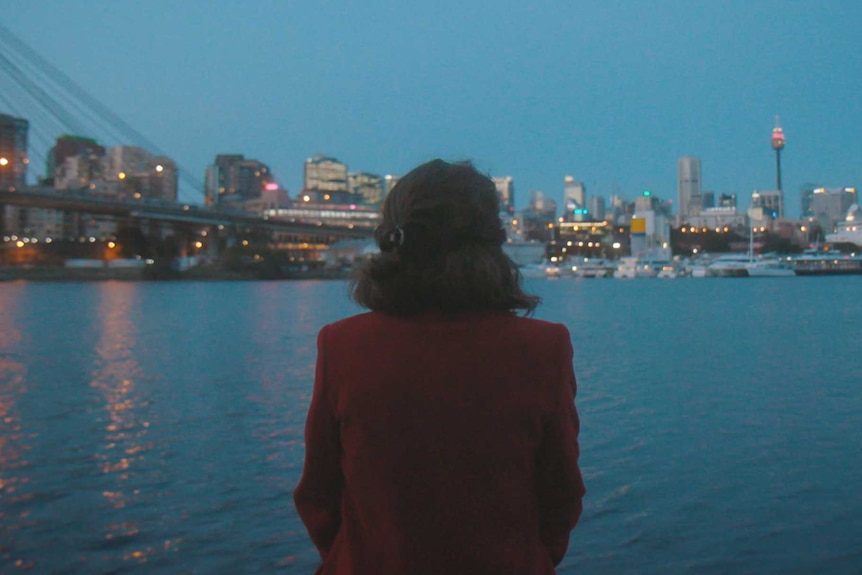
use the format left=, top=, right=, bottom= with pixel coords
left=4, top=2, right=862, bottom=218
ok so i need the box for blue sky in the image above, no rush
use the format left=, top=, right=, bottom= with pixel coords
left=4, top=1, right=862, bottom=217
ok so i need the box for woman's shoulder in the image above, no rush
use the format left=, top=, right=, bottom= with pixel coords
left=326, top=310, right=566, bottom=326
left=321, top=311, right=569, bottom=342
left=321, top=311, right=568, bottom=341
left=494, top=314, right=571, bottom=341
left=324, top=310, right=392, bottom=329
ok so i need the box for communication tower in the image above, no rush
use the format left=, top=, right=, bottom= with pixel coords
left=771, top=116, right=785, bottom=192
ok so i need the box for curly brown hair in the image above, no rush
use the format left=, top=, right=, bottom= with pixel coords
left=350, top=159, right=539, bottom=316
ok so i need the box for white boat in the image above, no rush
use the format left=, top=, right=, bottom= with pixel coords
left=706, top=254, right=750, bottom=277
left=613, top=257, right=639, bottom=279
left=613, top=257, right=655, bottom=278
left=544, top=264, right=564, bottom=278
left=706, top=253, right=795, bottom=277
left=656, top=264, right=678, bottom=278
left=707, top=226, right=794, bottom=277
left=744, top=255, right=796, bottom=277
left=571, top=257, right=613, bottom=278
left=825, top=204, right=862, bottom=247
left=518, top=263, right=548, bottom=278
left=686, top=260, right=709, bottom=277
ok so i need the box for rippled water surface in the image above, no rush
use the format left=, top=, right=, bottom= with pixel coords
left=0, top=278, right=860, bottom=574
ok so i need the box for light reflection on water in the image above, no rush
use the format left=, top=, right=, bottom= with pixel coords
left=89, top=283, right=168, bottom=566
left=0, top=285, right=35, bottom=571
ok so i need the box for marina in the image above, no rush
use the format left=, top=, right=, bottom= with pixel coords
left=539, top=250, right=862, bottom=279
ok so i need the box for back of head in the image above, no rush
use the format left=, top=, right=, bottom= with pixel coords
left=351, top=159, right=539, bottom=316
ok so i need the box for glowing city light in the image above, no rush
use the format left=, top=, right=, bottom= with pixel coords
left=155, top=165, right=164, bottom=172
left=0, top=158, right=8, bottom=166
left=771, top=117, right=785, bottom=150
left=118, top=172, right=126, bottom=179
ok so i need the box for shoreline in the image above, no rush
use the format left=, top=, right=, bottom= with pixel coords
left=0, top=265, right=353, bottom=282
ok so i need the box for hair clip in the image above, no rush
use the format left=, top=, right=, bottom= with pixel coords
left=378, top=225, right=406, bottom=252
left=389, top=226, right=405, bottom=247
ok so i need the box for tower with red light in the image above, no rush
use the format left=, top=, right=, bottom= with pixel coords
left=771, top=116, right=785, bottom=193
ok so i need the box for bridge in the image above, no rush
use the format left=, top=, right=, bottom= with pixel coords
left=0, top=186, right=379, bottom=270
left=0, top=23, right=378, bottom=264
left=0, top=186, right=377, bottom=240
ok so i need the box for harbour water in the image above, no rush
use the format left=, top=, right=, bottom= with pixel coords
left=1, top=277, right=860, bottom=574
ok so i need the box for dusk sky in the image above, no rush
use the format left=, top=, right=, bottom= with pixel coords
left=4, top=2, right=862, bottom=217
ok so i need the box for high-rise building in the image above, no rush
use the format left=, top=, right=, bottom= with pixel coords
left=677, top=156, right=702, bottom=218
left=563, top=176, right=587, bottom=221
left=204, top=154, right=273, bottom=204
left=750, top=190, right=783, bottom=221
left=492, top=176, right=515, bottom=215
left=0, top=113, right=29, bottom=189
left=718, top=193, right=737, bottom=209
left=107, top=146, right=178, bottom=202
left=630, top=210, right=671, bottom=261
left=799, top=183, right=818, bottom=219
left=609, top=194, right=628, bottom=224
left=588, top=195, right=606, bottom=222
left=106, top=145, right=151, bottom=178
left=50, top=135, right=106, bottom=191
left=634, top=190, right=659, bottom=213
left=205, top=154, right=242, bottom=204
left=811, top=187, right=857, bottom=230
left=520, top=191, right=557, bottom=242
left=304, top=154, right=349, bottom=193
left=349, top=172, right=384, bottom=204
left=232, top=159, right=271, bottom=200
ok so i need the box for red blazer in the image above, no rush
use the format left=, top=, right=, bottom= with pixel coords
left=295, top=311, right=585, bottom=574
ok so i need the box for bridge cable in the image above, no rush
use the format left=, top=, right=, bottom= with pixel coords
left=0, top=24, right=205, bottom=199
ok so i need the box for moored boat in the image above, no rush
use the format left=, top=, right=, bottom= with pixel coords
left=825, top=204, right=862, bottom=248
left=744, top=256, right=795, bottom=277
left=572, top=257, right=614, bottom=278
left=791, top=250, right=862, bottom=275
left=706, top=254, right=749, bottom=277
left=656, top=264, right=678, bottom=278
